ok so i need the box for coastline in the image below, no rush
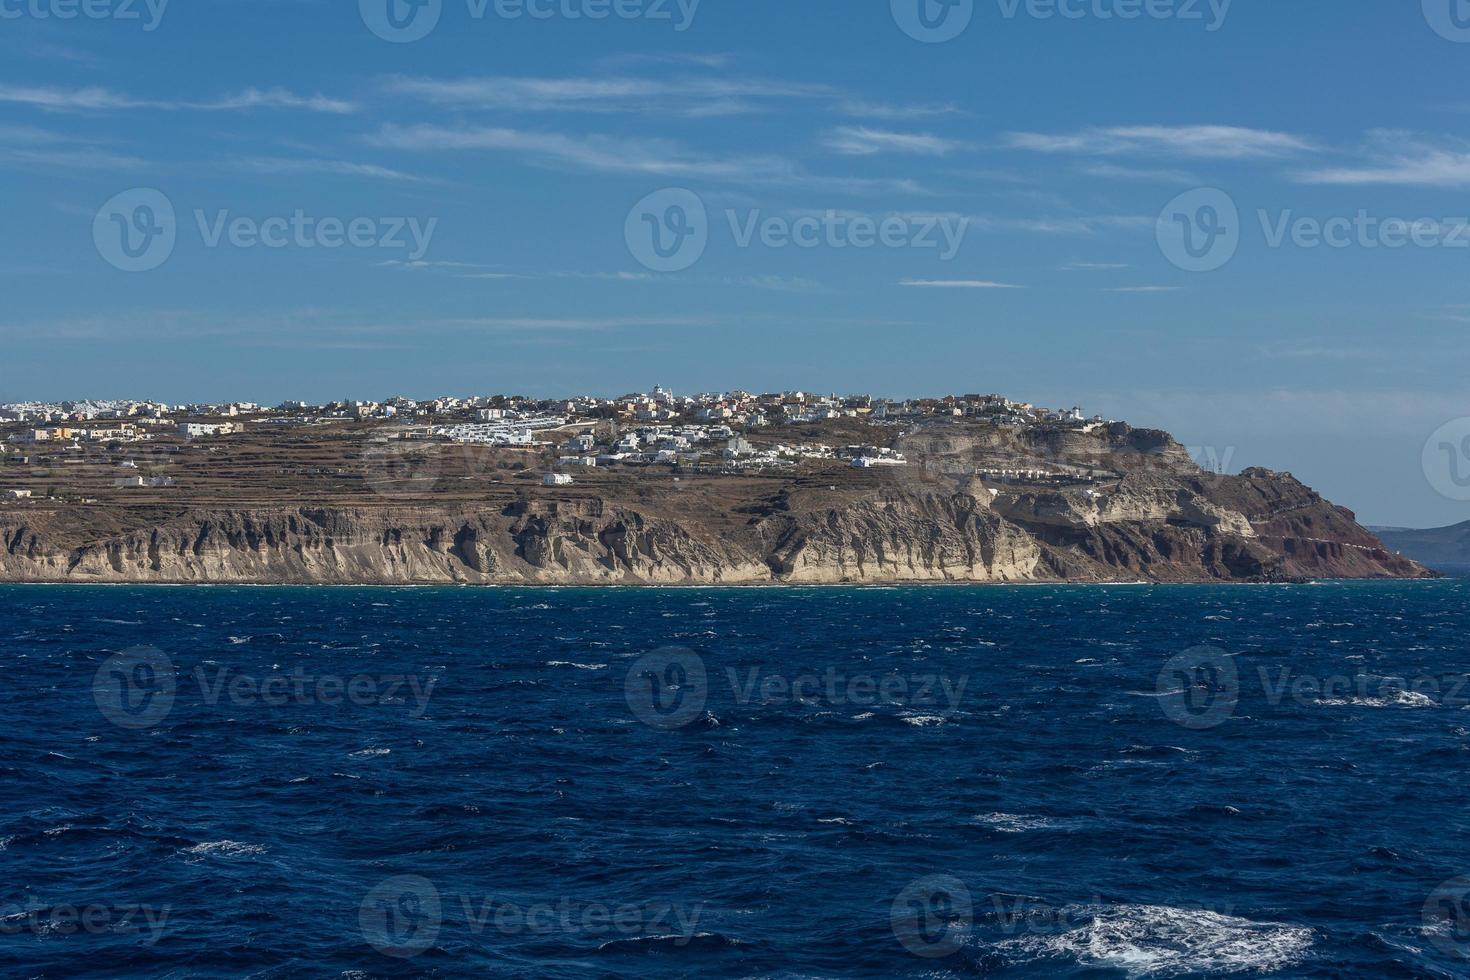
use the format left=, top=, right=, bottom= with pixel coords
left=0, top=576, right=1451, bottom=590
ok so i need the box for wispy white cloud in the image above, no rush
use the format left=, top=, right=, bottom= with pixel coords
left=0, top=84, right=355, bottom=113
left=1062, top=261, right=1130, bottom=271
left=1297, top=131, right=1470, bottom=188
left=384, top=72, right=957, bottom=124
left=898, top=279, right=1023, bottom=289
left=0, top=123, right=147, bottom=171
left=371, top=123, right=924, bottom=194
left=1006, top=124, right=1315, bottom=159
left=235, top=157, right=427, bottom=182
left=838, top=99, right=962, bottom=120
left=383, top=74, right=833, bottom=117
left=372, top=122, right=793, bottom=180
left=823, top=126, right=963, bottom=157
left=1106, top=286, right=1184, bottom=293
left=1082, top=162, right=1201, bottom=183
left=598, top=52, right=735, bottom=70
left=975, top=214, right=1152, bottom=236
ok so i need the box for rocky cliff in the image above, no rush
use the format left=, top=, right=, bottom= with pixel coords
left=0, top=464, right=1430, bottom=585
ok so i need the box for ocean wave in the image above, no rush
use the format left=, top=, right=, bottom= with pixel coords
left=179, top=840, right=267, bottom=859
left=997, top=904, right=1312, bottom=976
left=972, top=812, right=1085, bottom=833
left=1318, top=691, right=1438, bottom=708
left=596, top=932, right=745, bottom=953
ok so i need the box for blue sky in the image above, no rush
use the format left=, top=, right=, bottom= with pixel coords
left=2, top=0, right=1469, bottom=526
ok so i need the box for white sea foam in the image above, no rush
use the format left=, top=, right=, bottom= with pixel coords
left=999, top=904, right=1312, bottom=976
left=180, top=840, right=267, bottom=858
left=545, top=661, right=608, bottom=670
left=1319, top=691, right=1437, bottom=709
left=973, top=812, right=1081, bottom=833
left=349, top=747, right=391, bottom=758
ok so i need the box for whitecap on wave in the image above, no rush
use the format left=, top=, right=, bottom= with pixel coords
left=997, top=904, right=1312, bottom=976
left=972, top=812, right=1085, bottom=833
left=179, top=840, right=267, bottom=859
left=1318, top=691, right=1437, bottom=708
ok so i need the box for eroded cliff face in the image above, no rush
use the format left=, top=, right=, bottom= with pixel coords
left=0, top=467, right=1431, bottom=584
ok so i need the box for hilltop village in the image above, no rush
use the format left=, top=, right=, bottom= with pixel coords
left=1, top=388, right=1115, bottom=502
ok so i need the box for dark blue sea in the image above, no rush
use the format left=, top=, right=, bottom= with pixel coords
left=3, top=582, right=1469, bottom=978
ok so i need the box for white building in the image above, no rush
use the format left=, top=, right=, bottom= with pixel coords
left=178, top=422, right=240, bottom=439
left=543, top=473, right=575, bottom=486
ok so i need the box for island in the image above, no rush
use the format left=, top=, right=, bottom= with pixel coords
left=0, top=388, right=1432, bottom=585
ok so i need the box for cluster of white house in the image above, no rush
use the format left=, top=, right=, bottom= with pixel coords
left=2, top=388, right=1106, bottom=432
left=2, top=388, right=1115, bottom=496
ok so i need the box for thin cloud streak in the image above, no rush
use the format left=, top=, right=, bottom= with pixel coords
left=898, top=279, right=1024, bottom=289
left=1006, top=124, right=1315, bottom=159
left=824, top=126, right=963, bottom=156
left=0, top=84, right=356, bottom=113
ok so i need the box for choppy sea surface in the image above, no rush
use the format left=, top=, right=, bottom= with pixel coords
left=3, top=581, right=1469, bottom=978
